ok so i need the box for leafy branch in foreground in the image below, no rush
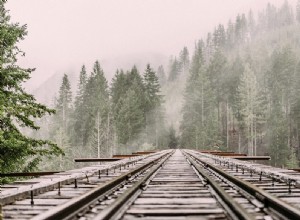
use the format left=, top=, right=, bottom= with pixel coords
left=0, top=1, right=62, bottom=175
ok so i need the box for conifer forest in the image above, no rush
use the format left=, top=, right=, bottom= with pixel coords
left=2, top=0, right=300, bottom=179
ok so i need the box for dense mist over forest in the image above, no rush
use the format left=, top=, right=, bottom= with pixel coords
left=29, top=0, right=300, bottom=171
left=2, top=0, right=300, bottom=177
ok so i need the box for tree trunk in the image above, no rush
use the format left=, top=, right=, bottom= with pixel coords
left=226, top=101, right=229, bottom=150
left=97, top=110, right=100, bottom=158
left=238, top=131, right=241, bottom=153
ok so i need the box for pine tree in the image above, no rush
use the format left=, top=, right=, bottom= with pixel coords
left=247, top=10, right=256, bottom=38
left=144, top=64, right=162, bottom=110
left=116, top=88, right=144, bottom=145
left=180, top=41, right=219, bottom=149
left=56, top=74, right=72, bottom=133
left=157, top=65, right=166, bottom=86
left=168, top=57, right=181, bottom=82
left=112, top=66, right=146, bottom=147
left=266, top=48, right=296, bottom=166
left=0, top=1, right=61, bottom=174
left=74, top=65, right=87, bottom=109
left=226, top=20, right=235, bottom=50
left=179, top=47, right=190, bottom=76
left=71, top=65, right=87, bottom=147
left=236, top=64, right=264, bottom=156
left=168, top=125, right=178, bottom=149
left=143, top=64, right=164, bottom=145
left=297, top=0, right=300, bottom=23
left=278, top=0, right=294, bottom=26
left=80, top=61, right=110, bottom=156
left=213, top=24, right=226, bottom=50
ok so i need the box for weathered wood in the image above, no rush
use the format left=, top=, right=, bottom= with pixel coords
left=112, top=154, right=138, bottom=158
left=210, top=153, right=247, bottom=156
left=200, top=150, right=235, bottom=153
left=227, top=156, right=271, bottom=160
left=132, top=151, right=157, bottom=155
left=126, top=208, right=224, bottom=215
left=74, top=158, right=121, bottom=162
left=0, top=171, right=61, bottom=177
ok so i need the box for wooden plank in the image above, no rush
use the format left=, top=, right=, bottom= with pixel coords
left=74, top=158, right=121, bottom=162
left=133, top=151, right=157, bottom=155
left=200, top=150, right=235, bottom=153
left=226, top=156, right=271, bottom=160
left=0, top=171, right=61, bottom=177
left=127, top=208, right=224, bottom=215
left=210, top=153, right=247, bottom=156
left=288, top=168, right=300, bottom=172
left=134, top=198, right=217, bottom=205
left=112, top=154, right=138, bottom=158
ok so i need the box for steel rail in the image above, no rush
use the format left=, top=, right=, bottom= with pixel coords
left=93, top=151, right=174, bottom=220
left=31, top=150, right=172, bottom=220
left=185, top=150, right=300, bottom=220
left=182, top=151, right=255, bottom=220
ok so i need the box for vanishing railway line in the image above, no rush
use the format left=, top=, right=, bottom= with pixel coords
left=1, top=149, right=300, bottom=220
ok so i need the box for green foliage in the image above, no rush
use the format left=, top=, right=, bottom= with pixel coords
left=157, top=65, right=166, bottom=86
left=168, top=125, right=178, bottom=149
left=0, top=1, right=62, bottom=175
left=178, top=0, right=300, bottom=167
left=180, top=41, right=220, bottom=149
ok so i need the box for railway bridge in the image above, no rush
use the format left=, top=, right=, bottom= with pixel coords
left=1, top=149, right=300, bottom=219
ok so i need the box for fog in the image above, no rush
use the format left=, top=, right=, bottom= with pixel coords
left=6, top=0, right=296, bottom=92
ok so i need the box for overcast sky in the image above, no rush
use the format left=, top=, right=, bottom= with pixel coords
left=6, top=0, right=296, bottom=90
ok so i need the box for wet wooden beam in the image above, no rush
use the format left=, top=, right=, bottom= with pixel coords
left=200, top=150, right=235, bottom=154
left=0, top=171, right=61, bottom=177
left=227, top=156, right=271, bottom=160
left=112, top=154, right=139, bottom=158
left=132, top=151, right=157, bottom=155
left=211, top=153, right=247, bottom=156
left=74, top=158, right=121, bottom=162
left=288, top=168, right=300, bottom=172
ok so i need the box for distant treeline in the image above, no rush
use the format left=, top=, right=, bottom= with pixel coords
left=45, top=0, right=300, bottom=169
left=170, top=0, right=300, bottom=168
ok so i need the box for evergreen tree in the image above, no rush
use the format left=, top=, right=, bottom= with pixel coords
left=236, top=64, right=265, bottom=155
left=55, top=74, right=72, bottom=133
left=74, top=65, right=87, bottom=109
left=116, top=88, right=144, bottom=144
left=0, top=1, right=61, bottom=174
left=80, top=61, right=110, bottom=156
left=179, top=47, right=190, bottom=76
left=266, top=3, right=278, bottom=30
left=112, top=66, right=146, bottom=147
left=213, top=24, right=226, bottom=50
left=278, top=0, right=294, bottom=26
left=71, top=65, right=88, bottom=147
left=226, top=20, right=235, bottom=50
left=157, top=65, right=166, bottom=86
left=180, top=41, right=219, bottom=149
left=144, top=64, right=162, bottom=110
left=247, top=10, right=256, bottom=38
left=168, top=57, right=181, bottom=82
left=143, top=64, right=164, bottom=145
left=168, top=125, right=178, bottom=149
left=297, top=0, right=300, bottom=23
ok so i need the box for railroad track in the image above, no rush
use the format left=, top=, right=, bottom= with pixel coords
left=1, top=149, right=300, bottom=219
left=184, top=150, right=300, bottom=220
left=1, top=150, right=171, bottom=219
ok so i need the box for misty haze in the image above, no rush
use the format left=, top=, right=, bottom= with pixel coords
left=2, top=1, right=300, bottom=218
left=2, top=0, right=300, bottom=172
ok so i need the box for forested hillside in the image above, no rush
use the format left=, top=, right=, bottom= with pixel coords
left=34, top=0, right=300, bottom=169
left=176, top=0, right=300, bottom=167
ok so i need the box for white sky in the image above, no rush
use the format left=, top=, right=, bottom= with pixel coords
left=6, top=0, right=296, bottom=90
